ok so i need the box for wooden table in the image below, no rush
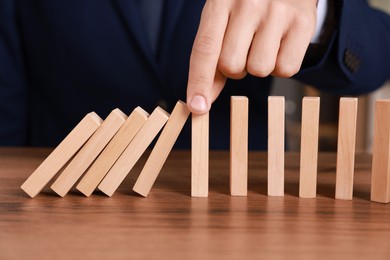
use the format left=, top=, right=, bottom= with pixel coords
left=0, top=148, right=389, bottom=259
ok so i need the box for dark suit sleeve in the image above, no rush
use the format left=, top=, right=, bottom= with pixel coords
left=0, top=0, right=28, bottom=145
left=295, top=0, right=390, bottom=95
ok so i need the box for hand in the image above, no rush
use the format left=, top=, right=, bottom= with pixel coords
left=186, top=0, right=318, bottom=114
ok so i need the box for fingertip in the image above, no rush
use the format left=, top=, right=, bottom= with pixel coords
left=188, top=95, right=210, bottom=115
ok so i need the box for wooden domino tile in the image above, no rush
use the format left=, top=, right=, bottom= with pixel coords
left=191, top=112, right=209, bottom=197
left=230, top=96, right=248, bottom=196
left=20, top=112, right=103, bottom=198
left=268, top=96, right=285, bottom=196
left=51, top=109, right=127, bottom=197
left=133, top=101, right=190, bottom=197
left=98, top=107, right=170, bottom=197
left=76, top=107, right=149, bottom=197
left=335, top=98, right=358, bottom=200
left=299, top=97, right=320, bottom=199
left=371, top=100, right=390, bottom=203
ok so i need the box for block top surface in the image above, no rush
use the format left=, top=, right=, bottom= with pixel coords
left=86, top=112, right=103, bottom=124
left=134, top=106, right=150, bottom=117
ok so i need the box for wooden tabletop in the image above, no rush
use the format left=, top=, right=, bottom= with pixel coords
left=0, top=148, right=389, bottom=260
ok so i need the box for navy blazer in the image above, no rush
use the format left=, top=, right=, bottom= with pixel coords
left=1, top=0, right=390, bottom=149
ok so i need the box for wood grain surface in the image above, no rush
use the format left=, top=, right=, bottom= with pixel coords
left=371, top=100, right=390, bottom=203
left=336, top=98, right=358, bottom=200
left=230, top=96, right=248, bottom=196
left=1, top=148, right=389, bottom=260
left=299, top=97, right=320, bottom=198
left=268, top=96, right=285, bottom=196
left=191, top=113, right=209, bottom=197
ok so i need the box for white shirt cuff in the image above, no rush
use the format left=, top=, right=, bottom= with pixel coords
left=311, top=0, right=328, bottom=43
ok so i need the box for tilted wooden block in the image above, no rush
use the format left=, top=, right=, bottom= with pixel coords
left=20, top=112, right=102, bottom=198
left=335, top=98, right=358, bottom=200
left=230, top=96, right=248, bottom=196
left=133, top=101, right=190, bottom=197
left=191, top=112, right=209, bottom=197
left=268, top=96, right=285, bottom=196
left=98, top=107, right=170, bottom=197
left=76, top=107, right=149, bottom=197
left=51, top=109, right=127, bottom=197
left=371, top=100, right=390, bottom=203
left=299, top=97, right=320, bottom=199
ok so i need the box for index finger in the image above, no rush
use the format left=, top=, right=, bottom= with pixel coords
left=187, top=1, right=229, bottom=114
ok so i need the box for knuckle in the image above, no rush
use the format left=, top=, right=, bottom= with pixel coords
left=268, top=1, right=288, bottom=17
left=294, top=15, right=315, bottom=32
left=218, top=57, right=245, bottom=78
left=249, top=0, right=262, bottom=9
left=274, top=63, right=300, bottom=78
left=247, top=60, right=274, bottom=78
left=189, top=73, right=210, bottom=87
left=237, top=0, right=262, bottom=12
left=192, top=35, right=219, bottom=58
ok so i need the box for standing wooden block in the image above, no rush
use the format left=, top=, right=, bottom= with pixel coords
left=76, top=107, right=149, bottom=197
left=268, top=96, right=285, bottom=196
left=98, top=107, right=170, bottom=197
left=51, top=109, right=127, bottom=197
left=299, top=97, right=320, bottom=198
left=371, top=100, right=390, bottom=203
left=133, top=101, right=190, bottom=197
left=191, top=112, right=209, bottom=197
left=230, top=96, right=248, bottom=196
left=335, top=98, right=358, bottom=200
left=20, top=112, right=102, bottom=198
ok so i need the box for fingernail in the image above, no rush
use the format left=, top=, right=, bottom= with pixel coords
left=190, top=95, right=208, bottom=113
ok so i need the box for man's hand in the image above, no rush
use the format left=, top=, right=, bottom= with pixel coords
left=187, top=0, right=318, bottom=114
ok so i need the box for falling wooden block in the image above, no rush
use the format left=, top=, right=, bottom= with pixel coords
left=335, top=98, right=358, bottom=200
left=51, top=109, right=127, bottom=197
left=133, top=101, right=190, bottom=197
left=98, top=107, right=170, bottom=197
left=371, top=100, right=390, bottom=203
left=268, top=96, right=285, bottom=196
left=76, top=107, right=149, bottom=197
left=20, top=113, right=102, bottom=198
left=191, top=112, right=209, bottom=197
left=299, top=97, right=320, bottom=198
left=230, top=96, right=248, bottom=196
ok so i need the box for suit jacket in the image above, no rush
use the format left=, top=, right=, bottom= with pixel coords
left=0, top=0, right=389, bottom=149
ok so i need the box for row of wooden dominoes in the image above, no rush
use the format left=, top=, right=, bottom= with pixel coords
left=267, top=96, right=390, bottom=204
left=20, top=97, right=390, bottom=203
left=21, top=101, right=187, bottom=198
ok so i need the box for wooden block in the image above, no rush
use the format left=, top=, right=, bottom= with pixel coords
left=133, top=101, right=190, bottom=197
left=20, top=113, right=102, bottom=198
left=230, top=96, right=248, bottom=196
left=98, top=107, right=170, bottom=197
left=51, top=109, right=127, bottom=197
left=268, top=96, right=285, bottom=196
left=299, top=97, right=320, bottom=198
left=191, top=112, right=209, bottom=197
left=371, top=100, right=390, bottom=203
left=76, top=107, right=149, bottom=197
left=335, top=98, right=358, bottom=200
